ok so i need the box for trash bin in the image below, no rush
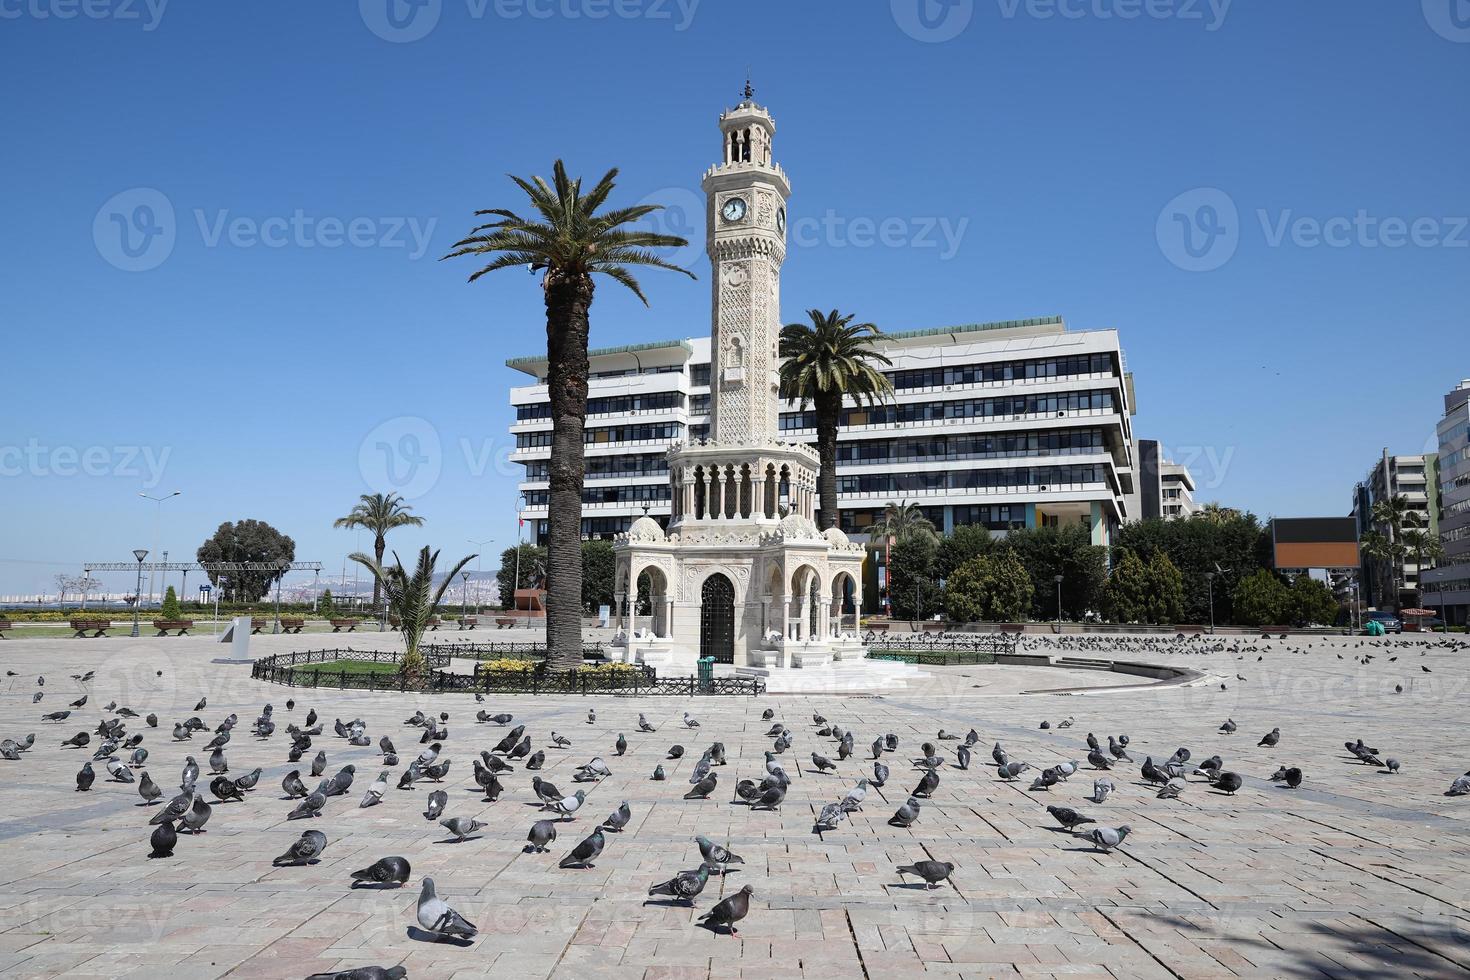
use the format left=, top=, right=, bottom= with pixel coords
left=697, top=656, right=714, bottom=690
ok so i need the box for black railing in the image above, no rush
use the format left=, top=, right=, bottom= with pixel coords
left=420, top=641, right=607, bottom=662
left=861, top=632, right=1018, bottom=655
left=249, top=647, right=452, bottom=690
left=868, top=648, right=998, bottom=666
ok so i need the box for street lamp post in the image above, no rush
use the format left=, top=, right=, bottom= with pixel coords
left=461, top=571, right=470, bottom=617
left=1053, top=573, right=1064, bottom=629
left=512, top=496, right=526, bottom=623
left=468, top=538, right=494, bottom=614
left=1204, top=571, right=1216, bottom=634
left=130, top=549, right=148, bottom=637
left=138, top=490, right=181, bottom=607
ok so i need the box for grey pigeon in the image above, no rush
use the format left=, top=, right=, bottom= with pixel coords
left=150, top=790, right=193, bottom=825
left=181, top=795, right=212, bottom=834
left=1258, top=728, right=1281, bottom=748
left=282, top=770, right=308, bottom=798
left=288, top=791, right=326, bottom=820
left=423, top=790, right=448, bottom=821
left=1046, top=805, right=1094, bottom=830
left=696, top=835, right=743, bottom=871
left=138, top=771, right=163, bottom=804
left=558, top=827, right=606, bottom=868
left=273, top=829, right=328, bottom=866
left=415, top=876, right=477, bottom=940
left=360, top=770, right=389, bottom=808
left=441, top=816, right=486, bottom=842
left=149, top=820, right=176, bottom=857
left=305, top=968, right=406, bottom=980
left=697, top=884, right=753, bottom=936
left=872, top=762, right=890, bottom=787
left=603, top=801, right=632, bottom=832
left=896, top=860, right=954, bottom=889
left=652, top=764, right=666, bottom=781
left=76, top=761, right=95, bottom=791
left=648, top=863, right=711, bottom=903
left=1213, top=772, right=1244, bottom=795
left=810, top=752, right=836, bottom=773
left=1087, top=825, right=1132, bottom=852
left=888, top=796, right=921, bottom=827
left=685, top=772, right=718, bottom=799
left=526, top=819, right=558, bottom=853
left=351, top=856, right=411, bottom=887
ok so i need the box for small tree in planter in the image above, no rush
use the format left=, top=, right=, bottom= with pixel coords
left=160, top=586, right=183, bottom=623
left=351, top=546, right=475, bottom=686
left=319, top=588, right=336, bottom=619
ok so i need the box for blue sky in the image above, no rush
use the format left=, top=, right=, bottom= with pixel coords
left=2, top=0, right=1467, bottom=597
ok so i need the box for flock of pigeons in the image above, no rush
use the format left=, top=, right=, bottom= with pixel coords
left=6, top=631, right=1469, bottom=978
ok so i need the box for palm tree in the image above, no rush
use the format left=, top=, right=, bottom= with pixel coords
left=1359, top=529, right=1402, bottom=608
left=1401, top=527, right=1445, bottom=605
left=333, top=493, right=425, bottom=615
left=778, top=309, right=893, bottom=530
left=873, top=500, right=938, bottom=544
left=350, top=546, right=475, bottom=685
left=1196, top=502, right=1241, bottom=526
left=1370, top=494, right=1414, bottom=604
left=443, top=162, right=693, bottom=670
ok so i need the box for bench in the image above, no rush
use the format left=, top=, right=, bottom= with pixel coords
left=0, top=619, right=11, bottom=638
left=329, top=619, right=361, bottom=633
left=69, top=619, right=111, bottom=638
left=250, top=620, right=272, bottom=634
left=866, top=622, right=890, bottom=633
left=495, top=617, right=517, bottom=629
left=152, top=620, right=193, bottom=636
left=458, top=617, right=478, bottom=631
left=921, top=622, right=947, bottom=633
left=279, top=617, right=305, bottom=634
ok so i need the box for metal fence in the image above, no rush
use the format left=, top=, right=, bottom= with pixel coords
left=868, top=649, right=998, bottom=666
left=420, top=641, right=608, bottom=662
left=861, top=632, right=1018, bottom=655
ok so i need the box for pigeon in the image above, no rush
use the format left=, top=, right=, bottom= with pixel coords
left=651, top=764, right=666, bottom=781
left=696, top=835, right=744, bottom=872
left=1046, top=805, right=1095, bottom=831
left=76, top=761, right=95, bottom=791
left=1258, top=728, right=1281, bottom=748
left=615, top=734, right=627, bottom=756
left=209, top=748, right=228, bottom=774
left=888, top=797, right=921, bottom=827
left=1213, top=771, right=1244, bottom=795
left=416, top=876, right=477, bottom=940
left=423, top=790, right=448, bottom=821
left=1087, top=750, right=1113, bottom=771
left=150, top=790, right=193, bottom=825
left=683, top=712, right=700, bottom=729
left=311, top=751, right=328, bottom=777
left=810, top=752, right=836, bottom=773
left=761, top=708, right=775, bottom=720
left=288, top=792, right=327, bottom=820
left=896, top=860, right=954, bottom=889
left=638, top=714, right=656, bottom=732
left=441, top=816, right=486, bottom=842
left=667, top=745, right=685, bottom=760
left=137, top=771, right=163, bottom=804
left=603, top=801, right=632, bottom=832
left=361, top=770, right=390, bottom=808
left=210, top=775, right=244, bottom=803
left=955, top=745, right=971, bottom=771
left=489, top=713, right=513, bottom=725
left=1091, top=778, right=1114, bottom=804
left=998, top=761, right=1030, bottom=781
left=558, top=827, right=606, bottom=869
left=697, top=885, right=753, bottom=936
left=1087, top=825, right=1132, bottom=852
left=351, top=856, right=411, bottom=887
left=149, top=820, right=177, bottom=858
left=181, top=795, right=213, bottom=834
left=872, top=762, right=890, bottom=787
left=1385, top=758, right=1401, bottom=774
left=526, top=819, right=558, bottom=853
left=283, top=770, right=309, bottom=799
left=106, top=757, right=135, bottom=783
left=550, top=732, right=571, bottom=750
left=587, top=709, right=595, bottom=725
left=1156, top=778, right=1187, bottom=800
left=274, top=830, right=328, bottom=866
left=551, top=789, right=587, bottom=820
left=1284, top=767, right=1303, bottom=789
left=912, top=770, right=940, bottom=798
left=61, top=730, right=88, bottom=747
left=648, top=863, right=712, bottom=903
left=685, top=772, right=718, bottom=799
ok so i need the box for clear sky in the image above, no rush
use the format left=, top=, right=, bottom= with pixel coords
left=2, top=0, right=1467, bottom=597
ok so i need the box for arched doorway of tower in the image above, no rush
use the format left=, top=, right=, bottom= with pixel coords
left=699, top=573, right=735, bottom=664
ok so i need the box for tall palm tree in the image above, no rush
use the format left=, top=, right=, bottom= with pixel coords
left=443, top=161, right=693, bottom=669
left=350, top=546, right=475, bottom=685
left=333, top=493, right=425, bottom=614
left=873, top=500, right=938, bottom=544
left=1370, top=493, right=1414, bottom=603
left=778, top=309, right=893, bottom=530
left=1196, top=502, right=1240, bottom=526
left=1359, top=529, right=1401, bottom=608
left=1401, top=527, right=1444, bottom=605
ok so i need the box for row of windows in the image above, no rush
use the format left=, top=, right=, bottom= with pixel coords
left=515, top=422, right=685, bottom=449
left=887, top=353, right=1114, bottom=391
left=834, top=428, right=1106, bottom=465
left=523, top=484, right=673, bottom=507
left=524, top=454, right=671, bottom=482
left=837, top=463, right=1107, bottom=496
left=778, top=389, right=1118, bottom=430
left=516, top=391, right=684, bottom=421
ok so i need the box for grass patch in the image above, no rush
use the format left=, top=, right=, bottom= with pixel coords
left=305, top=660, right=404, bottom=676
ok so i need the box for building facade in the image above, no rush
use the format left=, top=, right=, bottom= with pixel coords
left=509, top=317, right=1139, bottom=548
left=1425, top=381, right=1470, bottom=626
left=1352, top=448, right=1439, bottom=609
left=1133, top=439, right=1198, bottom=521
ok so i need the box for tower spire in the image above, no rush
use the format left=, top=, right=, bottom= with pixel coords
left=743, top=71, right=754, bottom=102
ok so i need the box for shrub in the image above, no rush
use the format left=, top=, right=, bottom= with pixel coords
left=319, top=588, right=336, bottom=619
left=944, top=549, right=1034, bottom=623
left=160, top=587, right=182, bottom=622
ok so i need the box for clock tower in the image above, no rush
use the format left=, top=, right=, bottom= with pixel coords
left=701, top=81, right=791, bottom=445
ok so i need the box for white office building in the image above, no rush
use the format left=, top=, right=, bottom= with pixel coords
left=1425, top=381, right=1470, bottom=625
left=509, top=315, right=1139, bottom=547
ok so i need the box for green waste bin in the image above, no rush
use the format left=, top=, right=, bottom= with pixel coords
left=697, top=656, right=714, bottom=690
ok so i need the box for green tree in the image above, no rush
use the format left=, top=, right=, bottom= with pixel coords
left=872, top=499, right=938, bottom=545
left=778, top=309, right=893, bottom=529
left=1146, top=552, right=1185, bottom=625
left=196, top=520, right=296, bottom=602
left=496, top=544, right=547, bottom=610
left=581, top=539, right=616, bottom=613
left=1114, top=511, right=1272, bottom=624
left=333, top=493, right=425, bottom=616
left=1101, top=550, right=1152, bottom=624
left=1288, top=573, right=1339, bottom=626
left=351, top=546, right=475, bottom=684
left=160, top=586, right=182, bottom=622
left=445, top=162, right=693, bottom=670
left=944, top=550, right=1034, bottom=623
left=318, top=588, right=336, bottom=619
left=1401, top=527, right=1445, bottom=605
left=936, top=523, right=1000, bottom=580
left=886, top=534, right=938, bottom=620
left=1004, top=524, right=1109, bottom=621
left=1232, top=570, right=1290, bottom=626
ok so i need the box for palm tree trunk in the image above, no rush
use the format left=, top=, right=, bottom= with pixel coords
left=815, top=392, right=841, bottom=531
left=373, top=535, right=386, bottom=614
left=543, top=273, right=593, bottom=671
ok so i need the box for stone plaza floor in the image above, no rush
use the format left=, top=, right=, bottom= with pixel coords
left=1, top=630, right=1468, bottom=978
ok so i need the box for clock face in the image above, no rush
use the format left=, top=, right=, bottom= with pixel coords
left=721, top=197, right=747, bottom=223
left=776, top=207, right=786, bottom=233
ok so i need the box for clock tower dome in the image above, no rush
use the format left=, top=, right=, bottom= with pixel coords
left=701, top=81, right=791, bottom=445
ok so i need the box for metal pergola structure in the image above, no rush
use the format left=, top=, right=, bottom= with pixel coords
left=82, top=560, right=324, bottom=634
